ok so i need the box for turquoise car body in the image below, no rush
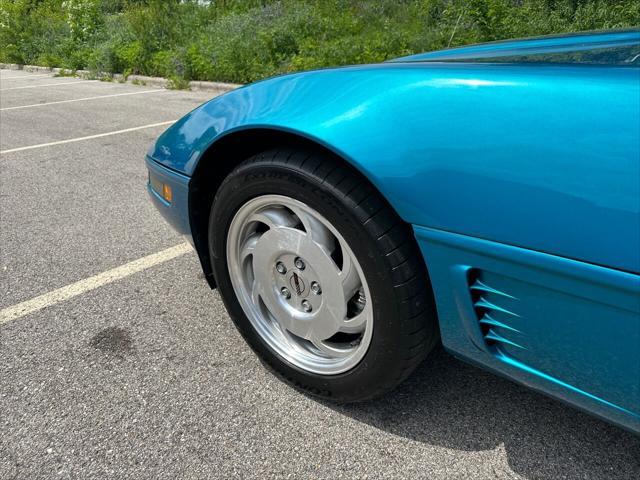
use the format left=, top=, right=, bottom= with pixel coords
left=146, top=30, right=640, bottom=433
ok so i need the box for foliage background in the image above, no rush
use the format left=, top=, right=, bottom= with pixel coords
left=1, top=0, right=638, bottom=84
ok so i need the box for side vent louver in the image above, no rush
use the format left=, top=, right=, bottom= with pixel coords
left=469, top=273, right=525, bottom=350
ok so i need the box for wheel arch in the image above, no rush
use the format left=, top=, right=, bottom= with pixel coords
left=188, top=127, right=403, bottom=288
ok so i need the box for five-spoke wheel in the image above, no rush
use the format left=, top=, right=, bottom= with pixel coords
left=227, top=195, right=373, bottom=374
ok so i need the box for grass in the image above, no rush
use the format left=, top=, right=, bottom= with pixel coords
left=1, top=0, right=638, bottom=85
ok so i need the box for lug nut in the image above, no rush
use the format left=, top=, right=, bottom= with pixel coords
left=310, top=281, right=322, bottom=295
left=301, top=300, right=312, bottom=312
left=280, top=287, right=291, bottom=299
left=294, top=257, right=306, bottom=270
left=276, top=262, right=287, bottom=274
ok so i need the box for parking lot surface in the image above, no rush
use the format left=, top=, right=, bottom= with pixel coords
left=1, top=69, right=639, bottom=479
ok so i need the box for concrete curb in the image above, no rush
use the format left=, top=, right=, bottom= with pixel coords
left=0, top=63, right=241, bottom=94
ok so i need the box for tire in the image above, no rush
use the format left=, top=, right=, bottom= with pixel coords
left=208, top=148, right=439, bottom=402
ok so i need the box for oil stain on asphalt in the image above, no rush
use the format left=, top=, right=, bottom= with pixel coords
left=89, top=326, right=135, bottom=358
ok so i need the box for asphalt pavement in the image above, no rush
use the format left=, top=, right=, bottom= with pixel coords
left=1, top=68, right=639, bottom=479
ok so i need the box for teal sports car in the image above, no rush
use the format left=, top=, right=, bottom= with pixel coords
left=147, top=30, right=640, bottom=433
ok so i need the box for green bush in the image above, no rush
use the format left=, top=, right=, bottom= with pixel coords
left=0, top=0, right=638, bottom=85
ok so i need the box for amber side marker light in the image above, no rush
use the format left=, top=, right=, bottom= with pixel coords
left=162, top=183, right=173, bottom=203
left=149, top=171, right=173, bottom=204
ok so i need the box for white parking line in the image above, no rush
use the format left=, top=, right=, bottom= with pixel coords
left=0, top=80, right=97, bottom=91
left=0, top=89, right=166, bottom=111
left=0, top=121, right=176, bottom=154
left=1, top=73, right=53, bottom=80
left=0, top=243, right=192, bottom=325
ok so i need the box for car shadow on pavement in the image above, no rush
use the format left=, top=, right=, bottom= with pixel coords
left=330, top=348, right=640, bottom=479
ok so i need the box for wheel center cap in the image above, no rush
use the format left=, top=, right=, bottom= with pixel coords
left=288, top=272, right=306, bottom=296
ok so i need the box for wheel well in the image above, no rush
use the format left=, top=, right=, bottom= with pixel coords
left=189, top=128, right=362, bottom=288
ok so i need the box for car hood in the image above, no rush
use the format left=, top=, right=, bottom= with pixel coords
left=391, top=29, right=639, bottom=64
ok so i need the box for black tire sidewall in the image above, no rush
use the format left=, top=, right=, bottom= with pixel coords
left=209, top=162, right=409, bottom=401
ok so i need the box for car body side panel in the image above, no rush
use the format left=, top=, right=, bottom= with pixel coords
left=413, top=225, right=640, bottom=432
left=149, top=63, right=640, bottom=274
left=146, top=59, right=640, bottom=431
